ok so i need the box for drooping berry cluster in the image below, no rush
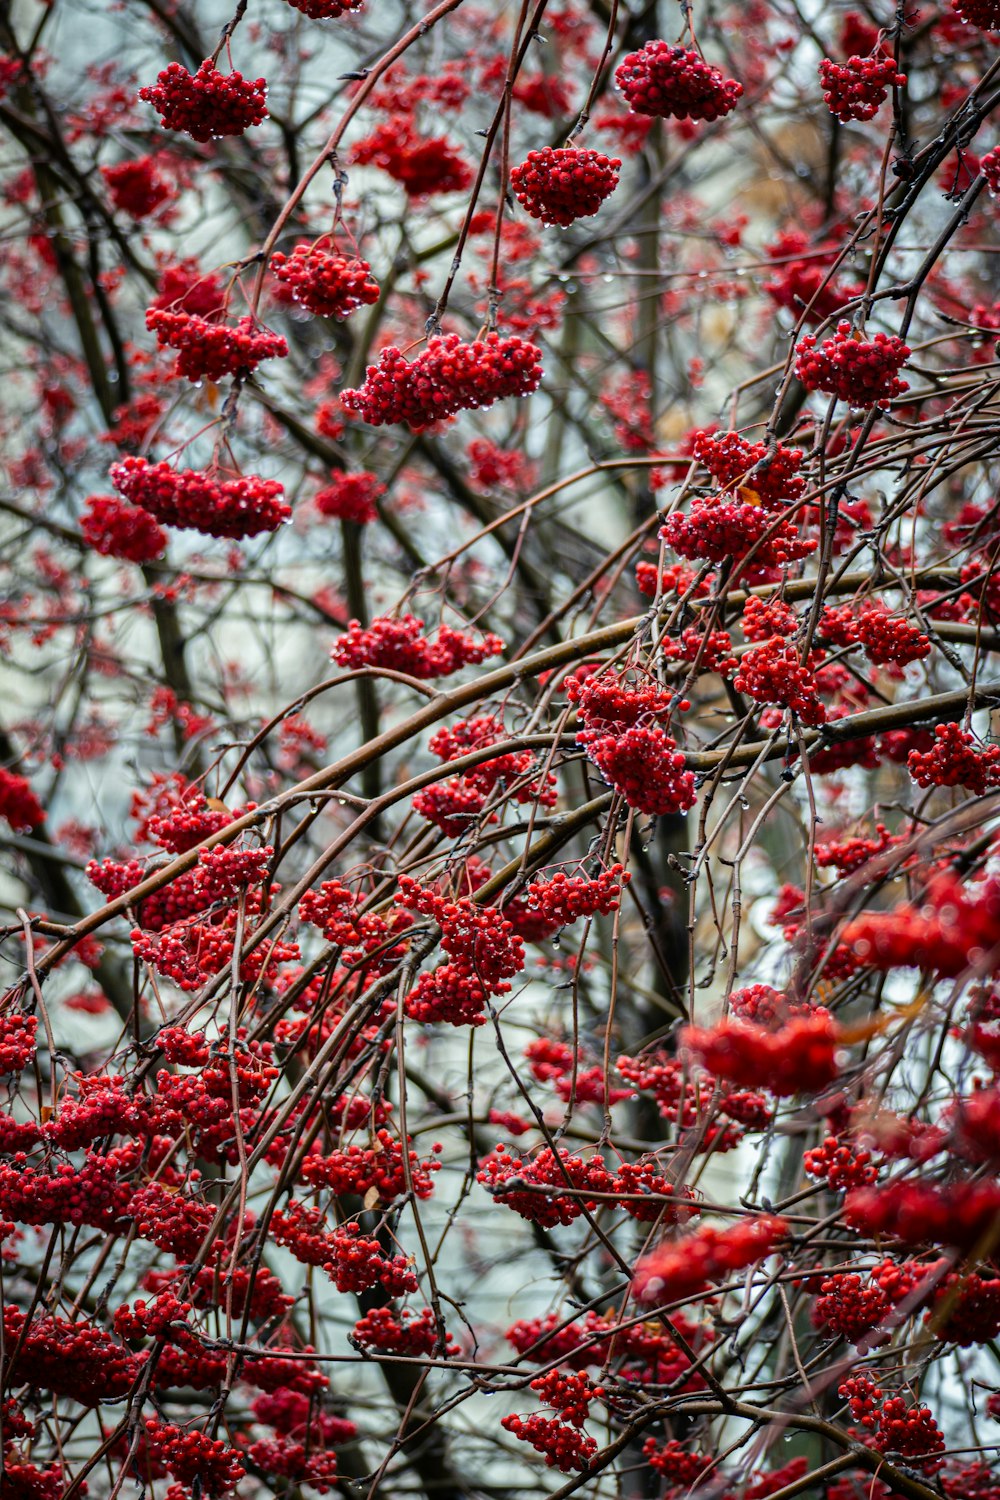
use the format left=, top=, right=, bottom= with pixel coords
left=139, top=60, right=268, bottom=142
left=509, top=147, right=621, bottom=227
left=907, top=722, right=1000, bottom=794
left=80, top=494, right=168, bottom=563
left=569, top=672, right=696, bottom=816
left=146, top=307, right=288, bottom=383
left=270, top=241, right=380, bottom=319
left=283, top=0, right=364, bottom=15
left=101, top=156, right=174, bottom=219
left=0, top=768, right=46, bottom=831
left=803, top=1134, right=879, bottom=1190
left=501, top=1371, right=603, bottom=1473
left=631, top=1215, right=787, bottom=1305
left=733, top=638, right=827, bottom=724
left=983, top=145, right=1000, bottom=195
left=330, top=613, right=504, bottom=678
left=615, top=42, right=743, bottom=121
left=397, top=875, right=526, bottom=1026
left=341, top=332, right=543, bottom=430
left=693, top=429, right=805, bottom=503
left=681, top=1011, right=842, bottom=1096
left=794, top=322, right=910, bottom=408
left=819, top=54, right=907, bottom=122
left=141, top=1420, right=245, bottom=1495
left=843, top=870, right=1000, bottom=977
left=315, top=471, right=385, bottom=524
left=351, top=120, right=472, bottom=198
left=110, top=457, right=291, bottom=539
left=951, top=0, right=1000, bottom=29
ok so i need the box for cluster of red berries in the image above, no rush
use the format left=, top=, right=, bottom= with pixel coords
left=743, top=596, right=798, bottom=640
left=587, top=723, right=697, bottom=816
left=503, top=864, right=629, bottom=941
left=341, top=332, right=543, bottom=430
left=397, top=875, right=526, bottom=1026
left=983, top=145, right=1000, bottom=195
left=101, top=155, right=174, bottom=219
left=351, top=1304, right=459, bottom=1357
left=301, top=1130, right=441, bottom=1202
left=0, top=1012, right=37, bottom=1073
left=271, top=241, right=380, bottom=319
left=951, top=0, right=1000, bottom=29
left=478, top=1144, right=617, bottom=1227
left=331, top=613, right=504, bottom=678
left=315, top=471, right=384, bottom=524
left=877, top=1397, right=946, bottom=1469
left=146, top=307, right=288, bottom=383
left=142, top=1421, right=245, bottom=1495
left=351, top=120, right=472, bottom=198
left=794, top=322, right=910, bottom=408
left=643, top=1438, right=712, bottom=1482
left=681, top=1011, right=842, bottom=1096
left=762, top=228, right=863, bottom=324
left=509, top=147, right=621, bottom=227
left=733, top=637, right=827, bottom=724
left=803, top=1134, right=879, bottom=1190
left=0, top=768, right=45, bottom=831
left=615, top=41, right=743, bottom=121
left=845, top=1177, right=1000, bottom=1251
left=693, top=429, right=806, bottom=503
left=3, top=1306, right=140, bottom=1405
left=139, top=60, right=268, bottom=142
left=907, top=722, right=1000, bottom=793
left=819, top=54, right=906, bottom=122
left=110, top=457, right=291, bottom=539
left=631, top=1215, right=787, bottom=1305
left=500, top=1412, right=598, bottom=1473
left=813, top=1271, right=894, bottom=1344
left=662, top=499, right=817, bottom=570
left=820, top=605, right=931, bottom=666
left=284, top=0, right=364, bottom=14
left=414, top=716, right=557, bottom=833
left=80, top=493, right=168, bottom=563
left=843, top=870, right=1000, bottom=977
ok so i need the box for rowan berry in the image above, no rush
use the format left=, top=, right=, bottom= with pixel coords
left=819, top=54, right=906, bottom=123
left=510, top=146, right=621, bottom=226
left=615, top=42, right=742, bottom=121
left=139, top=60, right=268, bottom=142
left=794, top=321, right=910, bottom=408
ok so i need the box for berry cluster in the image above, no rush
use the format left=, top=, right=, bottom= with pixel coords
left=81, top=493, right=168, bottom=563
left=643, top=1438, right=712, bottom=1482
left=803, top=1134, right=879, bottom=1189
left=139, top=60, right=268, bottom=142
left=301, top=1130, right=441, bottom=1202
left=503, top=864, right=629, bottom=941
left=794, top=322, right=910, bottom=408
left=270, top=241, right=380, bottom=319
left=631, top=1215, right=787, bottom=1305
left=733, top=638, right=827, bottom=724
left=0, top=1012, right=37, bottom=1073
left=102, top=156, right=174, bottom=219
left=819, top=54, right=907, bottom=123
left=813, top=1272, right=891, bottom=1343
left=951, top=0, right=1000, bottom=29
left=110, top=457, right=291, bottom=539
left=397, top=875, right=526, bottom=1026
left=693, top=429, right=806, bottom=503
left=284, top=0, right=364, bottom=16
left=983, top=144, right=1000, bottom=195
left=662, top=499, right=816, bottom=570
left=351, top=120, right=472, bottom=198
left=331, top=613, right=504, bottom=678
left=146, top=307, right=288, bottom=383
left=681, top=1011, right=842, bottom=1096
left=509, top=147, right=621, bottom=227
left=341, top=332, right=543, bottom=429
left=845, top=1177, right=1000, bottom=1251
left=142, top=1421, right=245, bottom=1495
left=315, top=471, right=384, bottom=524
left=615, top=42, right=743, bottom=121
left=0, top=768, right=46, bottom=831
left=843, top=871, right=1000, bottom=977
left=907, top=722, right=1000, bottom=794
left=351, top=1305, right=459, bottom=1357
